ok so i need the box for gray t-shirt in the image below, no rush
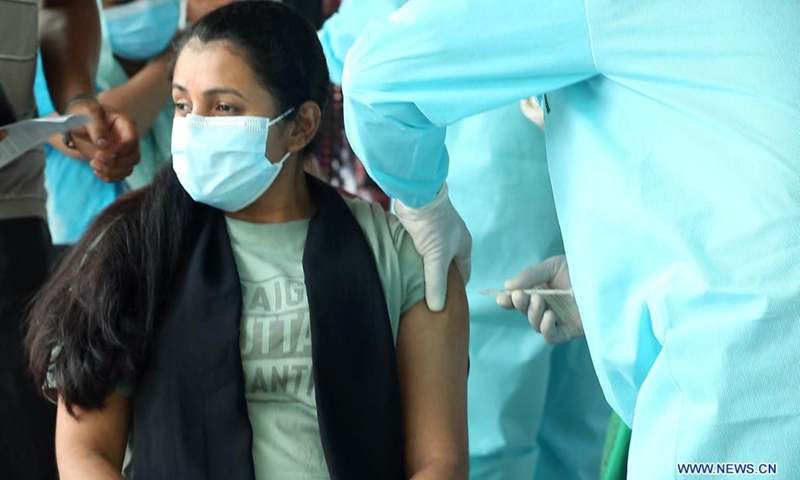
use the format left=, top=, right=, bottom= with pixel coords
left=0, top=0, right=46, bottom=221
left=225, top=197, right=425, bottom=479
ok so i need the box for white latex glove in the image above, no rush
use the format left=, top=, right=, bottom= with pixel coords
left=395, top=183, right=472, bottom=312
left=496, top=255, right=584, bottom=344
left=520, top=96, right=545, bottom=131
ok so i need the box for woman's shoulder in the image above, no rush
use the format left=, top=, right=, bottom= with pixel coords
left=342, top=196, right=425, bottom=316
left=343, top=196, right=407, bottom=246
left=343, top=195, right=423, bottom=275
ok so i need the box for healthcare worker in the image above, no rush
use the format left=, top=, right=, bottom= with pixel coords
left=321, top=2, right=609, bottom=478
left=342, top=0, right=800, bottom=478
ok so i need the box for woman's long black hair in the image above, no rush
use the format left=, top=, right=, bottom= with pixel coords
left=26, top=0, right=329, bottom=413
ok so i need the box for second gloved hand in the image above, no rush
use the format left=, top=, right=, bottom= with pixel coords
left=394, top=183, right=472, bottom=312
left=497, top=255, right=584, bottom=344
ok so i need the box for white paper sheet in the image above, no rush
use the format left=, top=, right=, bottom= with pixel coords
left=0, top=115, right=88, bottom=169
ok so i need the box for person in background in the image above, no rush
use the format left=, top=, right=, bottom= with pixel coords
left=313, top=0, right=390, bottom=208
left=521, top=94, right=633, bottom=480
left=0, top=0, right=139, bottom=477
left=313, top=77, right=390, bottom=209
left=319, top=2, right=609, bottom=478
left=341, top=0, right=800, bottom=477
left=186, top=0, right=318, bottom=23
left=444, top=102, right=609, bottom=480
left=34, top=0, right=177, bottom=253
left=598, top=411, right=631, bottom=480
left=26, top=3, right=469, bottom=479
left=284, top=0, right=323, bottom=28
left=185, top=0, right=232, bottom=22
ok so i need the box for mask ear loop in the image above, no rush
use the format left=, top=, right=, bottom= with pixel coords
left=265, top=107, right=297, bottom=164
left=275, top=151, right=292, bottom=165
left=267, top=107, right=296, bottom=126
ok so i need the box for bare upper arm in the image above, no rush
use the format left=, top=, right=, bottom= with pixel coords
left=56, top=393, right=131, bottom=477
left=396, top=264, right=470, bottom=479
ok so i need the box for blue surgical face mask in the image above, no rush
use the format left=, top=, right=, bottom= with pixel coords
left=171, top=110, right=295, bottom=212
left=105, top=0, right=180, bottom=61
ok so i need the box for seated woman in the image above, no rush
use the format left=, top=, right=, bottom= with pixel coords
left=26, top=2, right=469, bottom=480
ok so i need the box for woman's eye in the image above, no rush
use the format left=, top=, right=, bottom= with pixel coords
left=216, top=104, right=237, bottom=113
left=174, top=102, right=191, bottom=113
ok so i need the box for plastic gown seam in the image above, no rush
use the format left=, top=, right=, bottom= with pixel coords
left=581, top=0, right=599, bottom=71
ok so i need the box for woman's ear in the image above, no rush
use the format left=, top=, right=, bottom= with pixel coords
left=286, top=100, right=321, bottom=153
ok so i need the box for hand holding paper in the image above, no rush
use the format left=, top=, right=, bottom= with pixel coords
left=0, top=115, right=88, bottom=169
left=65, top=101, right=140, bottom=183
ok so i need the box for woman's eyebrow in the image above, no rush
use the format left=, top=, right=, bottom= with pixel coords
left=171, top=84, right=245, bottom=99
left=203, top=88, right=245, bottom=98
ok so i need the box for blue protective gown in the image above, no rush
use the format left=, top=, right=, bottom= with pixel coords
left=445, top=106, right=609, bottom=480
left=342, top=0, right=800, bottom=477
left=322, top=3, right=610, bottom=478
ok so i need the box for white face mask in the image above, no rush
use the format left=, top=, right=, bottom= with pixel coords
left=105, top=0, right=181, bottom=61
left=171, top=110, right=294, bottom=212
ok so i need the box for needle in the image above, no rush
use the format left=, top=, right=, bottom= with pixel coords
left=479, top=289, right=573, bottom=296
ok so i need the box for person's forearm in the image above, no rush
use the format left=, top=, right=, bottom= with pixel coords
left=98, top=55, right=172, bottom=137
left=39, top=0, right=101, bottom=112
left=57, top=449, right=125, bottom=480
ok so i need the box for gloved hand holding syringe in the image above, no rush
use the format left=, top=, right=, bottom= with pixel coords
left=487, top=255, right=584, bottom=344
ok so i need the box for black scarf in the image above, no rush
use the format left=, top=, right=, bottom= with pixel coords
left=131, top=175, right=405, bottom=479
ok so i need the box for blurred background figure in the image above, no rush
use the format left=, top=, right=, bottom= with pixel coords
left=319, top=1, right=610, bottom=478
left=599, top=411, right=631, bottom=480
left=446, top=105, right=609, bottom=480
left=188, top=0, right=324, bottom=26
left=313, top=79, right=390, bottom=208
left=1, top=0, right=139, bottom=476
left=34, top=0, right=175, bottom=258
left=311, top=0, right=391, bottom=208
